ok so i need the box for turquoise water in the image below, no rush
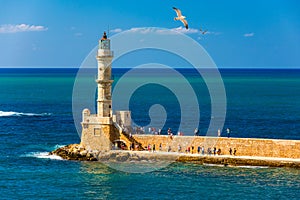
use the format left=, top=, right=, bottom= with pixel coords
left=0, top=68, right=299, bottom=199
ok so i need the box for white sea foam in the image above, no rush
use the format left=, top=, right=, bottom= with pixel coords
left=23, top=152, right=63, bottom=160
left=0, top=111, right=51, bottom=117
left=230, top=165, right=269, bottom=169
left=203, top=163, right=226, bottom=167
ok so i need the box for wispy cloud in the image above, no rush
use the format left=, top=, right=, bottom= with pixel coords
left=111, top=27, right=222, bottom=37
left=244, top=32, right=254, bottom=37
left=170, top=26, right=200, bottom=34
left=110, top=28, right=122, bottom=33
left=0, top=24, right=48, bottom=33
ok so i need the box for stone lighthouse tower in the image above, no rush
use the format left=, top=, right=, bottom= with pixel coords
left=96, top=32, right=113, bottom=121
left=80, top=32, right=116, bottom=151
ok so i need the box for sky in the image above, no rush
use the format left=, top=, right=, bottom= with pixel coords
left=0, top=0, right=299, bottom=68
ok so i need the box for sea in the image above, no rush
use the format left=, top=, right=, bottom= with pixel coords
left=0, top=68, right=299, bottom=199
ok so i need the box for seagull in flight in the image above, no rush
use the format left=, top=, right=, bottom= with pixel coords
left=200, top=27, right=208, bottom=35
left=173, top=7, right=188, bottom=29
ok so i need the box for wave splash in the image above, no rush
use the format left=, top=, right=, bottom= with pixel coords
left=22, top=152, right=63, bottom=160
left=0, top=111, right=51, bottom=117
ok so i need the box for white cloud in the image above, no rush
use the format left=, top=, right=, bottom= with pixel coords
left=110, top=28, right=122, bottom=33
left=0, top=24, right=48, bottom=33
left=110, top=27, right=222, bottom=37
left=170, top=26, right=200, bottom=34
left=124, top=27, right=200, bottom=35
left=244, top=32, right=254, bottom=37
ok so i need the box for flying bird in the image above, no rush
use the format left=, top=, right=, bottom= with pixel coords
left=173, top=7, right=188, bottom=29
left=200, top=28, right=208, bottom=35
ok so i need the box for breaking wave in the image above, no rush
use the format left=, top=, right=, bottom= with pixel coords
left=0, top=111, right=51, bottom=117
left=22, top=152, right=63, bottom=160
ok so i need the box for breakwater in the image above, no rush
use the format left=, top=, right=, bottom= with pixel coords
left=51, top=135, right=300, bottom=168
left=132, top=135, right=300, bottom=159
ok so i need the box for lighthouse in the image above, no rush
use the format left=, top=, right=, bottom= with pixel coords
left=80, top=32, right=115, bottom=151
left=96, top=32, right=113, bottom=121
left=80, top=32, right=134, bottom=152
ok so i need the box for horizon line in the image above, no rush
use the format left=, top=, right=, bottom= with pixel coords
left=1, top=66, right=300, bottom=69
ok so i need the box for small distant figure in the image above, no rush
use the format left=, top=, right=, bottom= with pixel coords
left=159, top=143, right=162, bottom=151
left=197, top=146, right=201, bottom=154
left=168, top=146, right=171, bottom=152
left=167, top=128, right=173, bottom=135
left=201, top=146, right=205, bottom=155
left=101, top=31, right=107, bottom=41
left=217, top=129, right=221, bottom=137
left=213, top=147, right=217, bottom=156
left=207, top=147, right=211, bottom=155
left=229, top=148, right=232, bottom=155
left=226, top=128, right=231, bottom=138
left=200, top=27, right=208, bottom=35
left=158, top=129, right=161, bottom=135
left=148, top=144, right=151, bottom=152
left=191, top=146, right=194, bottom=154
left=152, top=144, right=156, bottom=152
left=178, top=144, right=181, bottom=152
left=187, top=146, right=190, bottom=154
left=194, top=128, right=199, bottom=136
left=217, top=148, right=221, bottom=155
left=233, top=148, right=237, bottom=156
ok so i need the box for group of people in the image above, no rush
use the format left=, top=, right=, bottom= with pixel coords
left=144, top=143, right=238, bottom=156
left=133, top=126, right=232, bottom=138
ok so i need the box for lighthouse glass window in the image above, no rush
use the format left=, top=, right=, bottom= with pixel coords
left=101, top=40, right=110, bottom=49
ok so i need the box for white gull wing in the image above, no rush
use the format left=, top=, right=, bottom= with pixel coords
left=173, top=7, right=182, bottom=17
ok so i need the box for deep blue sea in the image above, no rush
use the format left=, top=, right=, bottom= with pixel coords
left=0, top=68, right=299, bottom=199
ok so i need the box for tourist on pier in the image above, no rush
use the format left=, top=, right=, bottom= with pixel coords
left=148, top=144, right=151, bottom=152
left=229, top=148, right=232, bottom=155
left=178, top=144, right=181, bottom=152
left=158, top=129, right=161, bottom=135
left=217, top=148, right=221, bottom=155
left=197, top=146, right=201, bottom=154
left=168, top=146, right=171, bottom=152
left=191, top=146, right=194, bottom=154
left=152, top=144, right=156, bottom=152
left=201, top=146, right=205, bottom=155
left=194, top=128, right=199, bottom=136
left=213, top=147, right=217, bottom=156
left=217, top=129, right=221, bottom=137
left=159, top=143, right=162, bottom=151
left=233, top=148, right=237, bottom=156
left=187, top=146, right=190, bottom=153
left=226, top=128, right=231, bottom=138
left=207, top=147, right=211, bottom=155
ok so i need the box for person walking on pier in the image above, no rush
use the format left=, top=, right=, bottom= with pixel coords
left=226, top=128, right=231, bottom=138
left=233, top=148, right=237, bottom=156
left=178, top=144, right=181, bottom=152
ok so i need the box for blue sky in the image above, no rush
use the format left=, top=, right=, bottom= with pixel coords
left=0, top=0, right=299, bottom=68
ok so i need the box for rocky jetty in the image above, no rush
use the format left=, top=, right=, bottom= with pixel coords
left=50, top=144, right=97, bottom=161
left=50, top=144, right=300, bottom=168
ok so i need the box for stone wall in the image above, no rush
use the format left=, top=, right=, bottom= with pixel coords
left=132, top=135, right=300, bottom=159
left=81, top=124, right=120, bottom=151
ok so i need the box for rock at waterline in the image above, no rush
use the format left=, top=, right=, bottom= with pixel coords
left=50, top=144, right=97, bottom=161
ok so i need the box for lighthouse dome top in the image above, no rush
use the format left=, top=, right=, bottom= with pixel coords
left=99, top=31, right=110, bottom=50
